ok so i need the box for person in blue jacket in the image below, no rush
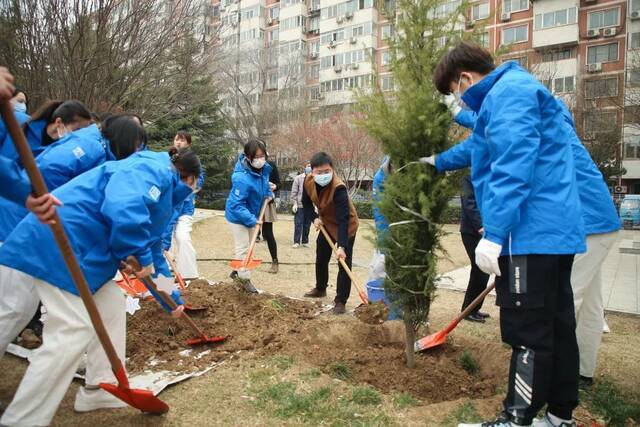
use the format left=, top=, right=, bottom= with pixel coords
left=0, top=99, right=92, bottom=163
left=162, top=131, right=204, bottom=281
left=434, top=94, right=620, bottom=389
left=372, top=156, right=390, bottom=239
left=225, top=139, right=273, bottom=293
left=430, top=43, right=586, bottom=427
left=0, top=146, right=200, bottom=426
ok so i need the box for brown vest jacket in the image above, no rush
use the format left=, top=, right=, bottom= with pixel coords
left=304, top=174, right=359, bottom=242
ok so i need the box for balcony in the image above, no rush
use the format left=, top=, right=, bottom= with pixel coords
left=533, top=24, right=578, bottom=49
left=532, top=1, right=579, bottom=49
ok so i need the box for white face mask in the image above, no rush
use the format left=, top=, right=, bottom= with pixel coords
left=13, top=102, right=27, bottom=114
left=454, top=74, right=473, bottom=111
left=57, top=125, right=71, bottom=139
left=251, top=157, right=266, bottom=169
left=314, top=171, right=333, bottom=187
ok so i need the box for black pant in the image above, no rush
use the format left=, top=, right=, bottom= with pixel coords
left=294, top=209, right=311, bottom=244
left=262, top=222, right=278, bottom=261
left=496, top=254, right=578, bottom=424
left=461, top=233, right=490, bottom=314
left=315, top=233, right=355, bottom=304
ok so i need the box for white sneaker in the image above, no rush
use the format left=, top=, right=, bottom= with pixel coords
left=74, top=386, right=128, bottom=412
left=292, top=243, right=300, bottom=248
left=532, top=413, right=576, bottom=427
left=459, top=414, right=528, bottom=427
left=302, top=243, right=311, bottom=248
left=603, top=319, right=610, bottom=333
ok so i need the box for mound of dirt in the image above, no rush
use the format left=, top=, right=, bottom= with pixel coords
left=354, top=301, right=388, bottom=324
left=126, top=280, right=508, bottom=404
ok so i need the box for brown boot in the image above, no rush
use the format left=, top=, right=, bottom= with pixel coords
left=268, top=259, right=279, bottom=274
left=332, top=301, right=346, bottom=315
left=304, top=288, right=327, bottom=298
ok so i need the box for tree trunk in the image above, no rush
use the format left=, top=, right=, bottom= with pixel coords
left=404, top=317, right=415, bottom=368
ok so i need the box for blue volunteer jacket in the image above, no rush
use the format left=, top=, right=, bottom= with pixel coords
left=0, top=111, right=30, bottom=161
left=161, top=171, right=205, bottom=250
left=0, top=124, right=114, bottom=241
left=438, top=62, right=585, bottom=255
left=0, top=150, right=192, bottom=296
left=438, top=94, right=620, bottom=237
left=225, top=154, right=273, bottom=228
left=372, top=156, right=390, bottom=235
left=0, top=117, right=51, bottom=163
left=0, top=155, right=31, bottom=206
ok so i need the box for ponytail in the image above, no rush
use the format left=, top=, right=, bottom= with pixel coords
left=168, top=147, right=201, bottom=179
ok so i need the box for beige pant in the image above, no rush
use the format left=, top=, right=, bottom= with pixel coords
left=571, top=231, right=618, bottom=378
left=0, top=265, right=40, bottom=357
left=1, top=276, right=125, bottom=426
left=171, top=214, right=199, bottom=279
left=229, top=222, right=254, bottom=271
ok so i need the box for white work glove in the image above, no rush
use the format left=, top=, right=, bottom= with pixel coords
left=292, top=203, right=298, bottom=214
left=419, top=155, right=436, bottom=166
left=443, top=93, right=462, bottom=117
left=475, top=238, right=502, bottom=276
left=155, top=274, right=177, bottom=293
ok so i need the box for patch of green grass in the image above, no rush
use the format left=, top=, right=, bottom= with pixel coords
left=327, top=361, right=351, bottom=380
left=268, top=299, right=286, bottom=312
left=272, top=356, right=294, bottom=371
left=392, top=392, right=419, bottom=409
left=442, top=402, right=482, bottom=427
left=351, top=385, right=382, bottom=406
left=582, top=379, right=640, bottom=426
left=300, top=368, right=322, bottom=380
left=458, top=350, right=479, bottom=375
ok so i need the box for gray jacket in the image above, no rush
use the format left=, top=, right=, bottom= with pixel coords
left=291, top=173, right=306, bottom=205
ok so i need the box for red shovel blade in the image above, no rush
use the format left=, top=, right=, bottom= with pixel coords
left=229, top=259, right=262, bottom=270
left=414, top=329, right=448, bottom=352
left=184, top=303, right=207, bottom=313
left=185, top=335, right=228, bottom=347
left=99, top=383, right=169, bottom=414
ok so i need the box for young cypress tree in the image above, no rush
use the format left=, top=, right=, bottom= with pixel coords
left=358, top=0, right=468, bottom=367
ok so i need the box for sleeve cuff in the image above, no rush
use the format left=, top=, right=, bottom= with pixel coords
left=483, top=231, right=506, bottom=246
left=136, top=249, right=154, bottom=268
left=434, top=155, right=445, bottom=172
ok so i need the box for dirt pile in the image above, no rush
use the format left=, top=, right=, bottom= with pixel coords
left=126, top=281, right=508, bottom=404
left=354, top=301, right=389, bottom=324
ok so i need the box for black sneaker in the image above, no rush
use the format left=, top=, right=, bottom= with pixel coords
left=579, top=375, right=594, bottom=388
left=229, top=271, right=238, bottom=280
left=332, top=302, right=346, bottom=315
left=459, top=412, right=522, bottom=426
left=477, top=311, right=491, bottom=319
left=464, top=313, right=486, bottom=323
left=304, top=288, right=327, bottom=298
left=241, top=280, right=258, bottom=294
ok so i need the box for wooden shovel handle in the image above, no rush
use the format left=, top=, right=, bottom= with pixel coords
left=445, top=280, right=497, bottom=334
left=0, top=101, right=128, bottom=386
left=163, top=251, right=185, bottom=290
left=242, top=198, right=270, bottom=268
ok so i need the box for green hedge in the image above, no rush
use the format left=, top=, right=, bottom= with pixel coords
left=353, top=201, right=374, bottom=220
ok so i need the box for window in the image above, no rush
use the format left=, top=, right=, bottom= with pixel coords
left=434, top=0, right=461, bottom=18
left=311, top=64, right=320, bottom=79
left=585, top=78, right=619, bottom=98
left=479, top=32, right=489, bottom=48
left=309, top=17, right=320, bottom=30
left=630, top=32, right=640, bottom=49
left=310, top=86, right=320, bottom=100
left=628, top=70, right=640, bottom=87
left=503, top=0, right=528, bottom=14
left=588, top=8, right=619, bottom=30
left=625, top=143, right=640, bottom=159
left=270, top=6, right=279, bottom=19
left=584, top=111, right=617, bottom=133
left=534, top=7, right=577, bottom=30
left=554, top=76, right=575, bottom=93
left=381, top=75, right=394, bottom=91
left=471, top=2, right=489, bottom=20
left=352, top=25, right=364, bottom=37
left=502, top=24, right=528, bottom=45
left=633, top=0, right=640, bottom=13
left=541, top=48, right=574, bottom=62
left=382, top=24, right=394, bottom=39
left=311, top=40, right=319, bottom=53
left=587, top=43, right=619, bottom=64
left=382, top=51, right=391, bottom=66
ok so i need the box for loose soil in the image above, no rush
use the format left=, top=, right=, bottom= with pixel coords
left=354, top=301, right=389, bottom=324
left=126, top=280, right=508, bottom=404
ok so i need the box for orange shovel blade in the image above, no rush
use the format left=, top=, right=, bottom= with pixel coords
left=414, top=329, right=448, bottom=352
left=185, top=335, right=228, bottom=346
left=229, top=259, right=262, bottom=270
left=100, top=383, right=169, bottom=414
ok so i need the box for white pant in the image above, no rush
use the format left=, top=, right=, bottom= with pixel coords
left=1, top=276, right=125, bottom=426
left=0, top=265, right=40, bottom=356
left=571, top=231, right=618, bottom=378
left=229, top=222, right=254, bottom=275
left=170, top=215, right=199, bottom=279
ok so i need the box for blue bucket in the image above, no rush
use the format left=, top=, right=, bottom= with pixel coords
left=366, top=279, right=402, bottom=320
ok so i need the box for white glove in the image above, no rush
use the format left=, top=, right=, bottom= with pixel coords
left=443, top=94, right=462, bottom=117
left=155, top=274, right=177, bottom=293
left=475, top=238, right=502, bottom=276
left=125, top=296, right=141, bottom=315
left=292, top=203, right=298, bottom=213
left=419, top=155, right=436, bottom=166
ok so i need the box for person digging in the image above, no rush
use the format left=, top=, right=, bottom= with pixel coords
left=302, top=152, right=359, bottom=315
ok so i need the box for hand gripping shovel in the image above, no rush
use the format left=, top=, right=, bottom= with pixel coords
left=229, top=198, right=270, bottom=272
left=0, top=101, right=169, bottom=414
left=163, top=251, right=205, bottom=313
left=318, top=225, right=369, bottom=305
left=414, top=280, right=496, bottom=352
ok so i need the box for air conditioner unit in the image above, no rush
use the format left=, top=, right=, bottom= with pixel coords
left=350, top=36, right=357, bottom=44
left=351, top=63, right=359, bottom=69
left=329, top=40, right=336, bottom=48
left=632, top=10, right=640, bottom=19
left=310, top=52, right=318, bottom=59
left=345, top=12, right=354, bottom=19
left=334, top=65, right=343, bottom=72
left=336, top=16, right=344, bottom=24
left=614, top=185, right=627, bottom=194
left=586, top=62, right=602, bottom=72
left=603, top=27, right=616, bottom=37
left=586, top=28, right=600, bottom=38
left=501, top=12, right=510, bottom=22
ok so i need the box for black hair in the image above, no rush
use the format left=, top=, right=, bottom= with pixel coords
left=433, top=42, right=496, bottom=95
left=101, top=114, right=147, bottom=160
left=310, top=152, right=333, bottom=168
left=243, top=139, right=267, bottom=161
left=168, top=147, right=201, bottom=179
left=175, top=130, right=192, bottom=145
left=27, top=99, right=92, bottom=126
left=11, top=86, right=28, bottom=108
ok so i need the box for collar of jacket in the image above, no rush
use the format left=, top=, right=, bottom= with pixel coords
left=171, top=171, right=194, bottom=206
left=461, top=61, right=520, bottom=113
left=238, top=153, right=272, bottom=177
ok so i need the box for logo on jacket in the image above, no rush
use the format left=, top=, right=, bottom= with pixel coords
left=72, top=146, right=85, bottom=159
left=148, top=185, right=161, bottom=201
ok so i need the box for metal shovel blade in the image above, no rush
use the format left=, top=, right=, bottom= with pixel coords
left=229, top=259, right=262, bottom=270
left=185, top=335, right=228, bottom=347
left=414, top=329, right=448, bottom=352
left=99, top=367, right=169, bottom=414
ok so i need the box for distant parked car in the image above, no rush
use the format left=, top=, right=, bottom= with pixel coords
left=619, top=195, right=640, bottom=229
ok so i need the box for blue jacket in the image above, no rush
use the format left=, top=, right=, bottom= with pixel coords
left=0, top=124, right=115, bottom=241
left=0, top=111, right=30, bottom=160
left=0, top=150, right=192, bottom=296
left=372, top=156, right=390, bottom=235
left=437, top=62, right=585, bottom=255
left=0, top=155, right=31, bottom=206
left=454, top=109, right=476, bottom=129
left=225, top=154, right=273, bottom=228
left=438, top=96, right=620, bottom=237
left=0, top=118, right=50, bottom=163
left=161, top=171, right=205, bottom=250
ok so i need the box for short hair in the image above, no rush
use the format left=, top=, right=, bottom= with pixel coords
left=310, top=152, right=333, bottom=168
left=101, top=114, right=147, bottom=160
left=244, top=139, right=267, bottom=160
left=433, top=42, right=496, bottom=95
left=175, top=130, right=192, bottom=145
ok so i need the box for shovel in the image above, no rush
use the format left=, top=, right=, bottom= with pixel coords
left=0, top=100, right=169, bottom=414
left=229, top=198, right=270, bottom=272
left=318, top=225, right=369, bottom=305
left=163, top=251, right=205, bottom=313
left=414, top=280, right=496, bottom=352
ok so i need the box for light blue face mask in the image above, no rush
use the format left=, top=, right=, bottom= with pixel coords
left=13, top=102, right=27, bottom=114
left=314, top=172, right=333, bottom=187
left=304, top=166, right=311, bottom=174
